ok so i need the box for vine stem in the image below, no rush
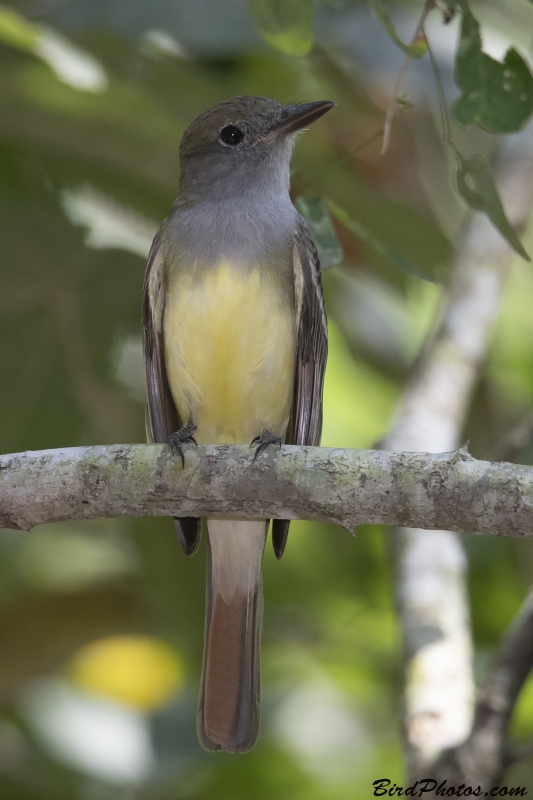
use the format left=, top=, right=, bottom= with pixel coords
left=381, top=0, right=436, bottom=155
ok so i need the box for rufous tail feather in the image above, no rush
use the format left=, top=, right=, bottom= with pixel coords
left=197, top=519, right=267, bottom=753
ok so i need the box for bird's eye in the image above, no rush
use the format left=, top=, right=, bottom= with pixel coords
left=219, top=125, right=244, bottom=146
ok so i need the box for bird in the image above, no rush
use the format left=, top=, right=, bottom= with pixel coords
left=142, top=95, right=332, bottom=753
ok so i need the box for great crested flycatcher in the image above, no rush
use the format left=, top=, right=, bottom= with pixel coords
left=142, top=96, right=333, bottom=753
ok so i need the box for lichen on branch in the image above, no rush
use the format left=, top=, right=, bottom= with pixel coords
left=1, top=442, right=533, bottom=536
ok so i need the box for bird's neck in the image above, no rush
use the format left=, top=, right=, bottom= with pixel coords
left=167, top=192, right=297, bottom=267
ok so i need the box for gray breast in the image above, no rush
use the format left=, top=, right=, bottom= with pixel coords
left=165, top=195, right=298, bottom=276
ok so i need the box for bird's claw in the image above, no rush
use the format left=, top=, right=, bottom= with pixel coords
left=250, top=430, right=282, bottom=462
left=167, top=423, right=198, bottom=468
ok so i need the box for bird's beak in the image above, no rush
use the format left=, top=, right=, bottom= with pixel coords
left=266, top=100, right=335, bottom=141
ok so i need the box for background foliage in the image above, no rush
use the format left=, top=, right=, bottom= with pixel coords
left=1, top=0, right=533, bottom=796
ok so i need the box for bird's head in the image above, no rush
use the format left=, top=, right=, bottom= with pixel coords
left=177, top=95, right=334, bottom=204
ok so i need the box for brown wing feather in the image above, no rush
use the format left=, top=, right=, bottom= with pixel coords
left=272, top=216, right=328, bottom=558
left=143, top=223, right=201, bottom=556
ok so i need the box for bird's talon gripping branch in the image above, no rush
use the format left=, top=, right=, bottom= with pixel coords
left=251, top=430, right=282, bottom=462
left=166, top=422, right=198, bottom=468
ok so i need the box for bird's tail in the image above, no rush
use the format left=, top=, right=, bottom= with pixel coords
left=197, top=519, right=267, bottom=753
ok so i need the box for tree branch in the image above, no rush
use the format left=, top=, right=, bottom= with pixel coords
left=473, top=590, right=533, bottom=777
left=384, top=132, right=533, bottom=780
left=434, top=590, right=533, bottom=788
left=2, top=443, right=533, bottom=535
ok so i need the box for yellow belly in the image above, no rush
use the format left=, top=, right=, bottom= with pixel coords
left=163, top=263, right=295, bottom=445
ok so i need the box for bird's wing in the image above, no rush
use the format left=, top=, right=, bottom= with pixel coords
left=142, top=223, right=201, bottom=556
left=143, top=223, right=179, bottom=442
left=271, top=215, right=328, bottom=558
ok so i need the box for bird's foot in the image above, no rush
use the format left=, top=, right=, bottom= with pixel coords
left=167, top=421, right=198, bottom=467
left=250, top=430, right=282, bottom=462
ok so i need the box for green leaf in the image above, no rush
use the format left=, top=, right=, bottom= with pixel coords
left=327, top=200, right=432, bottom=281
left=456, top=154, right=530, bottom=261
left=453, top=8, right=533, bottom=133
left=366, top=0, right=427, bottom=58
left=295, top=195, right=343, bottom=269
left=0, top=5, right=38, bottom=51
left=245, top=0, right=314, bottom=57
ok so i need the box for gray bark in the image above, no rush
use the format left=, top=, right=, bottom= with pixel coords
left=2, top=443, right=533, bottom=536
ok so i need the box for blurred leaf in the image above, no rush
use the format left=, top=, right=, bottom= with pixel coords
left=17, top=528, right=137, bottom=592
left=0, top=7, right=107, bottom=92
left=245, top=0, right=314, bottom=56
left=512, top=671, right=533, bottom=741
left=327, top=200, right=432, bottom=281
left=456, top=154, right=530, bottom=261
left=0, top=5, right=38, bottom=51
left=366, top=0, right=427, bottom=58
left=453, top=8, right=533, bottom=133
left=295, top=195, right=343, bottom=268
